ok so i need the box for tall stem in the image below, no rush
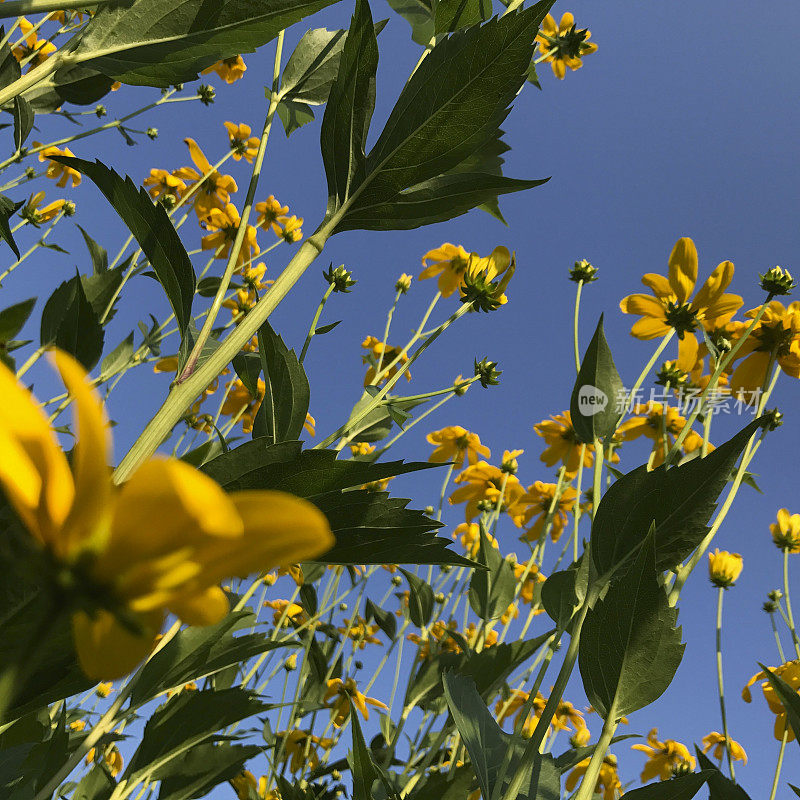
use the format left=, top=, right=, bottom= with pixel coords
left=573, top=710, right=619, bottom=800
left=783, top=547, right=800, bottom=658
left=715, top=586, right=735, bottom=780
left=768, top=729, right=788, bottom=800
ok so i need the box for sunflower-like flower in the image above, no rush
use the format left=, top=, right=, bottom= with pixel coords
left=201, top=203, right=260, bottom=269
left=173, top=138, right=238, bottom=217
left=255, top=195, right=289, bottom=233
left=21, top=191, right=67, bottom=225
left=35, top=142, right=82, bottom=188
left=565, top=755, right=622, bottom=800
left=518, top=481, right=579, bottom=542
left=220, top=377, right=264, bottom=433
left=452, top=522, right=499, bottom=558
left=323, top=677, right=389, bottom=727
left=0, top=351, right=333, bottom=679
left=631, top=728, right=695, bottom=781
left=13, top=17, right=57, bottom=68
left=361, top=335, right=411, bottom=387
left=535, top=13, right=597, bottom=80
left=224, top=121, right=260, bottom=162
left=275, top=729, right=334, bottom=773
left=619, top=238, right=743, bottom=368
left=143, top=169, right=186, bottom=203
left=771, top=508, right=800, bottom=552
left=533, top=411, right=596, bottom=475
left=426, top=426, right=490, bottom=468
left=201, top=55, right=247, bottom=84
left=419, top=243, right=471, bottom=296
left=449, top=461, right=525, bottom=522
left=700, top=732, right=748, bottom=765
left=743, top=660, right=800, bottom=741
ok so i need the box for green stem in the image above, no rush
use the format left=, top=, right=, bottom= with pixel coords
left=0, top=48, right=71, bottom=107
left=373, top=288, right=402, bottom=378
left=573, top=710, right=619, bottom=800
left=770, top=612, right=787, bottom=662
left=623, top=330, right=675, bottom=413
left=0, top=0, right=106, bottom=16
left=573, top=279, right=583, bottom=373
left=299, top=283, right=334, bottom=364
left=177, top=31, right=286, bottom=383
left=768, top=729, right=788, bottom=800
left=783, top=547, right=800, bottom=658
left=715, top=586, right=735, bottom=781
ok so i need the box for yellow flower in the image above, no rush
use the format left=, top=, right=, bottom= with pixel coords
left=220, top=377, right=265, bottom=433
left=535, top=12, right=597, bottom=80
left=23, top=190, right=66, bottom=224
left=616, top=402, right=711, bottom=469
left=95, top=681, right=113, bottom=697
left=513, top=558, right=546, bottom=606
left=35, top=142, right=81, bottom=188
left=631, top=728, right=695, bottom=782
left=256, top=196, right=289, bottom=233
left=518, top=482, right=578, bottom=542
left=69, top=719, right=87, bottom=731
left=708, top=549, right=743, bottom=588
left=743, top=660, right=800, bottom=741
left=460, top=246, right=514, bottom=309
left=224, top=122, right=260, bottom=162
left=701, top=732, right=748, bottom=765
left=361, top=335, right=411, bottom=387
left=494, top=689, right=547, bottom=734
left=452, top=522, right=499, bottom=558
left=553, top=700, right=586, bottom=732
left=533, top=411, right=598, bottom=475
left=619, top=238, right=743, bottom=362
left=50, top=9, right=92, bottom=23
left=13, top=18, right=57, bottom=68
left=426, top=426, right=490, bottom=469
left=304, top=413, right=315, bottom=438
left=570, top=726, right=591, bottom=747
left=338, top=616, right=383, bottom=648
left=771, top=508, right=800, bottom=552
left=419, top=243, right=471, bottom=297
left=350, top=442, right=376, bottom=457
left=201, top=55, right=247, bottom=83
left=86, top=744, right=123, bottom=776
left=323, top=677, right=389, bottom=727
left=201, top=203, right=260, bottom=269
left=727, top=302, right=800, bottom=393
left=143, top=169, right=186, bottom=202
left=241, top=263, right=270, bottom=293
left=275, top=214, right=303, bottom=243
left=230, top=771, right=279, bottom=800
left=0, top=351, right=333, bottom=679
left=173, top=138, right=238, bottom=217
left=449, top=461, right=525, bottom=522
left=275, top=730, right=334, bottom=773
left=263, top=599, right=308, bottom=627
left=396, top=273, right=413, bottom=293
left=565, top=755, right=621, bottom=800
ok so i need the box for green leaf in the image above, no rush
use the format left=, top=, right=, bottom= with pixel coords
left=365, top=598, right=397, bottom=640
left=408, top=765, right=477, bottom=800
left=72, top=766, right=116, bottom=800
left=0, top=298, right=35, bottom=341
left=129, top=610, right=290, bottom=708
left=694, top=749, right=753, bottom=800
left=579, top=525, right=685, bottom=720
left=40, top=273, right=104, bottom=370
left=99, top=332, right=135, bottom=381
left=12, top=96, right=33, bottom=151
left=349, top=703, right=379, bottom=800
left=127, top=689, right=268, bottom=781
left=0, top=194, right=23, bottom=259
left=442, top=672, right=560, bottom=800
left=622, top=772, right=712, bottom=799
left=345, top=391, right=427, bottom=442
left=71, top=0, right=341, bottom=88
left=320, top=0, right=378, bottom=213
left=276, top=98, right=317, bottom=136
left=540, top=565, right=585, bottom=630
left=333, top=2, right=553, bottom=232
left=48, top=157, right=195, bottom=334
left=156, top=743, right=262, bottom=800
left=254, top=320, right=310, bottom=443
left=23, top=65, right=114, bottom=113
left=570, top=315, right=624, bottom=444
left=196, top=276, right=224, bottom=297
left=552, top=735, right=639, bottom=775
left=385, top=0, right=433, bottom=45
left=81, top=266, right=126, bottom=324
left=468, top=524, right=516, bottom=620
left=177, top=321, right=221, bottom=375
left=400, top=568, right=434, bottom=627
left=591, top=417, right=764, bottom=580
left=790, top=785, right=800, bottom=797
left=281, top=27, right=348, bottom=104
left=232, top=351, right=262, bottom=399
left=0, top=30, right=21, bottom=90
left=76, top=224, right=109, bottom=274
left=315, top=320, right=341, bottom=335
left=759, top=663, right=800, bottom=748
left=434, top=0, right=492, bottom=34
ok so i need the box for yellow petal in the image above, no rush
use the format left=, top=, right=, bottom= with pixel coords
left=72, top=608, right=163, bottom=680
left=52, top=350, right=112, bottom=557
left=559, top=12, right=574, bottom=32
left=184, top=137, right=212, bottom=174
left=640, top=273, right=674, bottom=299
left=668, top=237, right=698, bottom=304
left=169, top=586, right=229, bottom=626
left=692, top=260, right=734, bottom=310
left=619, top=293, right=666, bottom=319
left=0, top=359, right=73, bottom=547
left=677, top=334, right=699, bottom=372
left=630, top=316, right=670, bottom=339
left=703, top=293, right=744, bottom=327
left=729, top=351, right=771, bottom=394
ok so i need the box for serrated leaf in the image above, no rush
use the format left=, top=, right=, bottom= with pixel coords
left=332, top=2, right=553, bottom=233
left=72, top=766, right=116, bottom=800
left=81, top=266, right=125, bottom=324
left=760, top=663, right=800, bottom=748
left=281, top=27, right=348, bottom=104
left=790, top=784, right=800, bottom=797
left=591, top=418, right=764, bottom=580
left=0, top=194, right=23, bottom=259
left=399, top=568, right=434, bottom=627
left=579, top=526, right=685, bottom=720
left=468, top=524, right=515, bottom=620
left=622, top=772, right=712, bottom=799
left=442, top=672, right=560, bottom=800
left=320, top=0, right=378, bottom=213
left=12, top=96, right=33, bottom=151
left=156, top=743, right=262, bottom=800
left=70, top=0, right=341, bottom=88
left=349, top=703, right=379, bottom=800
left=40, top=273, right=104, bottom=369
left=694, top=749, right=753, bottom=800
left=570, top=315, right=624, bottom=443
left=434, top=0, right=492, bottom=34
left=232, top=351, right=262, bottom=399
left=49, top=156, right=195, bottom=334
left=0, top=298, right=35, bottom=341
left=76, top=224, right=108, bottom=274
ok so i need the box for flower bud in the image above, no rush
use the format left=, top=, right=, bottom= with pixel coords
left=764, top=408, right=784, bottom=431
left=708, top=549, right=743, bottom=588
left=760, top=266, right=795, bottom=297
left=147, top=127, right=159, bottom=140
left=391, top=575, right=403, bottom=586
left=569, top=259, right=599, bottom=283
left=323, top=263, right=356, bottom=292
left=395, top=273, right=412, bottom=293
left=197, top=84, right=216, bottom=105
left=284, top=653, right=298, bottom=671
left=474, top=357, right=501, bottom=388
left=95, top=105, right=107, bottom=117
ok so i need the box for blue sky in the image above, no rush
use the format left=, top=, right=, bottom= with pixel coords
left=5, top=0, right=800, bottom=793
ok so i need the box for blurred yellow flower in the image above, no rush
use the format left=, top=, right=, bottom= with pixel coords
left=565, top=755, right=621, bottom=800
left=220, top=377, right=264, bottom=433
left=513, top=558, right=546, bottom=606
left=201, top=55, right=247, bottom=83
left=426, top=426, right=490, bottom=468
left=224, top=121, right=260, bottom=162
left=86, top=745, right=123, bottom=776
left=143, top=169, right=186, bottom=202
left=631, top=728, right=695, bottom=781
left=419, top=243, right=471, bottom=297
left=324, top=677, right=389, bottom=727
left=452, top=522, right=499, bottom=558
left=350, top=442, right=376, bottom=457
left=701, top=732, right=747, bottom=765
left=771, top=508, right=800, bottom=552
left=536, top=12, right=597, bottom=80
left=275, top=214, right=303, bottom=243
left=13, top=17, right=57, bottom=68
left=361, top=335, right=411, bottom=387
left=338, top=616, right=383, bottom=648
left=0, top=351, right=333, bottom=678
left=708, top=549, right=743, bottom=588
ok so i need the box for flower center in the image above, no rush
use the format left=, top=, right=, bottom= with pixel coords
left=663, top=301, right=698, bottom=337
